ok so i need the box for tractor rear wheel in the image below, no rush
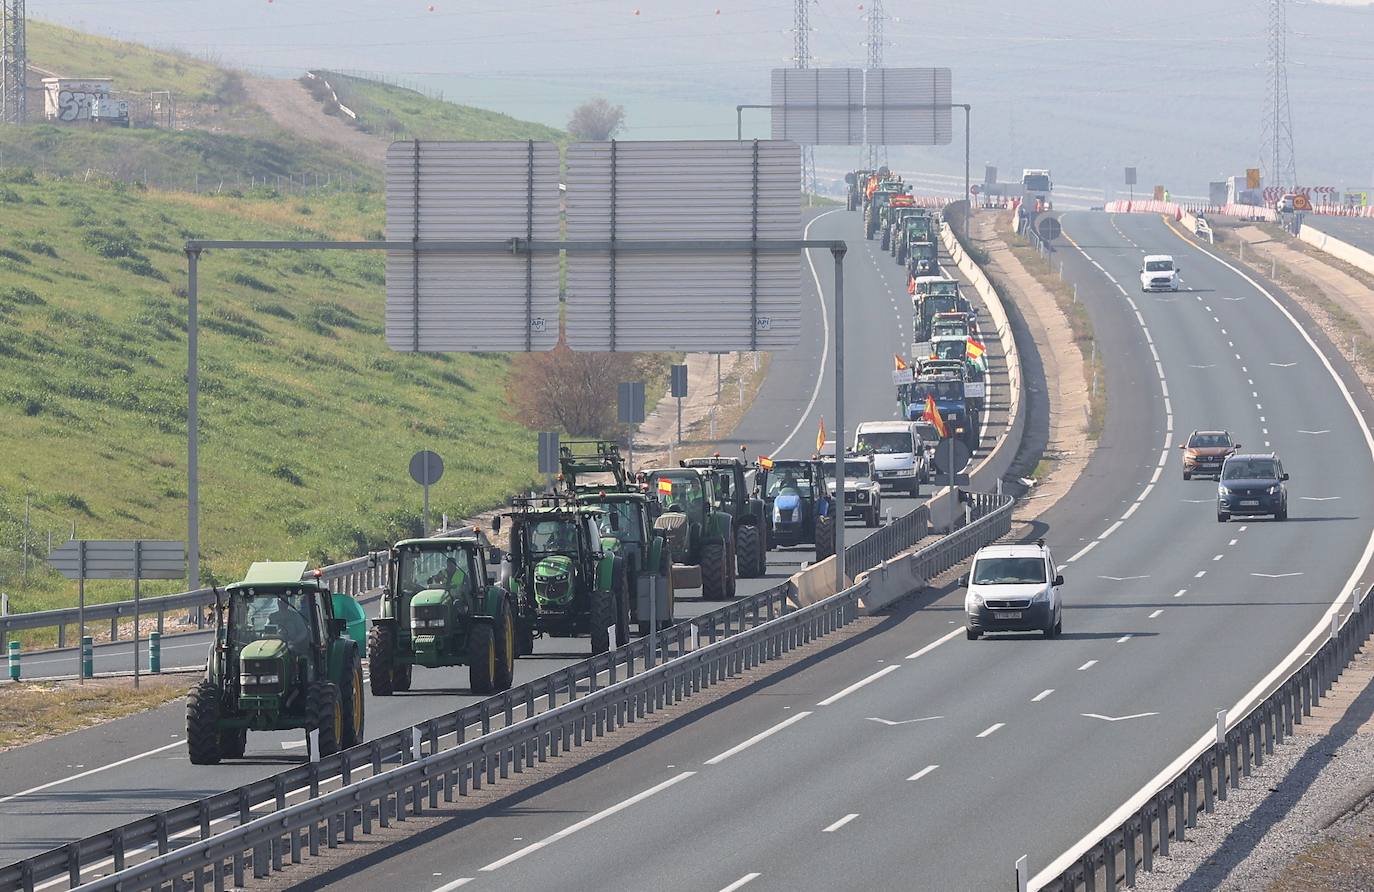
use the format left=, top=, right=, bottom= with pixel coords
left=494, top=599, right=517, bottom=692
left=815, top=514, right=836, bottom=560
left=700, top=538, right=730, bottom=601
left=590, top=584, right=615, bottom=654
left=735, top=523, right=766, bottom=578
left=468, top=622, right=498, bottom=695
left=187, top=681, right=223, bottom=765
left=367, top=625, right=394, bottom=697
left=612, top=560, right=632, bottom=645
left=339, top=654, right=365, bottom=748
left=308, top=681, right=342, bottom=758
left=393, top=661, right=412, bottom=693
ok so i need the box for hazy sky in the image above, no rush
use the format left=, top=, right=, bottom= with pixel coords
left=29, top=0, right=1374, bottom=194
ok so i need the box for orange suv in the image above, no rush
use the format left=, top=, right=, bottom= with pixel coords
left=1180, top=430, right=1239, bottom=480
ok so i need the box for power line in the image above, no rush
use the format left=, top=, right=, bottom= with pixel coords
left=1, top=0, right=25, bottom=124
left=1260, top=0, right=1297, bottom=191
left=793, top=0, right=816, bottom=196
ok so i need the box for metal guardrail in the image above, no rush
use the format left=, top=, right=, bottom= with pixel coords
left=0, top=488, right=1011, bottom=892
left=0, top=552, right=386, bottom=646
left=1035, top=585, right=1374, bottom=892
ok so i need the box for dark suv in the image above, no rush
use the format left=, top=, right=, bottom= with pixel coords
left=1217, top=453, right=1289, bottom=522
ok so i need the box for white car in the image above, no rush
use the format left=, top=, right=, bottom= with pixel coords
left=1140, top=255, right=1179, bottom=292
left=963, top=540, right=1063, bottom=639
left=853, top=420, right=925, bottom=495
left=820, top=455, right=883, bottom=527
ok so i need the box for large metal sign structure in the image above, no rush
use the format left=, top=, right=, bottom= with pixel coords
left=863, top=67, right=953, bottom=145
left=770, top=68, right=864, bottom=146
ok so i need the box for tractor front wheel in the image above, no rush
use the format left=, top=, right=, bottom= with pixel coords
left=187, top=681, right=223, bottom=765
left=735, top=523, right=766, bottom=578
left=468, top=622, right=498, bottom=695
left=218, top=727, right=247, bottom=760
left=701, top=538, right=731, bottom=601
left=308, top=681, right=342, bottom=758
left=339, top=654, right=365, bottom=748
left=367, top=626, right=394, bottom=697
left=815, top=513, right=836, bottom=561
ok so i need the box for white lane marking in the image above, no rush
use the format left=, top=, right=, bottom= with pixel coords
left=1077, top=660, right=1097, bottom=671
left=1121, top=503, right=1140, bottom=520
left=1239, top=525, right=1248, bottom=531
left=1067, top=541, right=1098, bottom=562
left=1097, top=521, right=1124, bottom=540
left=1302, top=496, right=1341, bottom=501
left=1189, top=363, right=1215, bottom=369
left=865, top=716, right=942, bottom=726
left=432, top=879, right=476, bottom=892
left=822, top=813, right=860, bottom=832
left=976, top=723, right=1005, bottom=738
left=1173, top=589, right=1187, bottom=597
left=719, top=874, right=762, bottom=892
left=1082, top=712, right=1160, bottom=722
left=1148, top=609, right=1163, bottom=619
left=1213, top=554, right=1224, bottom=561
left=479, top=772, right=696, bottom=871
left=705, top=712, right=813, bottom=764
left=907, top=764, right=940, bottom=781
left=1252, top=391, right=1259, bottom=398
left=1263, top=428, right=1269, bottom=434
left=1181, top=499, right=1212, bottom=503
left=774, top=209, right=842, bottom=456
left=0, top=740, right=184, bottom=805
left=1195, top=570, right=1207, bottom=578
left=1032, top=689, right=1054, bottom=702
left=1270, top=361, right=1297, bottom=368
left=1300, top=430, right=1331, bottom=435
left=1117, top=635, right=1133, bottom=644
left=901, top=626, right=967, bottom=659
left=1099, top=575, right=1149, bottom=581
left=1253, top=572, right=1304, bottom=578
left=1229, top=539, right=1238, bottom=546
left=816, top=665, right=901, bottom=706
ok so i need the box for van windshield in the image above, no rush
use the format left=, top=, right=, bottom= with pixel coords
left=972, top=557, right=1046, bottom=585
left=856, top=432, right=913, bottom=455
left=1145, top=260, right=1174, bottom=272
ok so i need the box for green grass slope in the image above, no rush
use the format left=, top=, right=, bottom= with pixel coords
left=26, top=20, right=234, bottom=103
left=0, top=171, right=540, bottom=621
left=318, top=71, right=565, bottom=142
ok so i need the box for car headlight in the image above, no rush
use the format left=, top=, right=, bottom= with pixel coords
left=1031, top=588, right=1050, bottom=603
left=1218, top=485, right=1230, bottom=496
left=967, top=591, right=984, bottom=607
left=1268, top=485, right=1280, bottom=495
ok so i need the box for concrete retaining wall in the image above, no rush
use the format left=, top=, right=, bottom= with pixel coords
left=1299, top=223, right=1374, bottom=278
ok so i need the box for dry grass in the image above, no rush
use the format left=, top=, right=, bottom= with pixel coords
left=0, top=673, right=196, bottom=751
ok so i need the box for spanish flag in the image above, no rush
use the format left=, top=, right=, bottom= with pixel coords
left=816, top=416, right=827, bottom=453
left=966, top=338, right=986, bottom=361
left=922, top=394, right=948, bottom=439
left=758, top=456, right=774, bottom=471
left=894, top=354, right=908, bottom=371
left=907, top=275, right=917, bottom=296
left=657, top=478, right=673, bottom=497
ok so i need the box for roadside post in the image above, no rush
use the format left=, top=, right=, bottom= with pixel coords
left=537, top=432, right=560, bottom=494
left=8, top=640, right=18, bottom=681
left=81, top=635, right=93, bottom=679
left=149, top=631, right=161, bottom=673
left=408, top=451, right=444, bottom=536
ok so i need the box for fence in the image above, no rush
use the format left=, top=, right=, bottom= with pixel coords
left=0, top=488, right=1014, bottom=891
left=1032, top=584, right=1374, bottom=891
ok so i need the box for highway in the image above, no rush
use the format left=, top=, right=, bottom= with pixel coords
left=1301, top=214, right=1374, bottom=257
left=0, top=207, right=1005, bottom=869
left=310, top=209, right=1374, bottom=892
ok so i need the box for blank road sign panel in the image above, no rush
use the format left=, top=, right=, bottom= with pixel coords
left=384, top=140, right=561, bottom=352
left=564, top=140, right=802, bottom=352
left=864, top=68, right=953, bottom=145
left=47, top=540, right=187, bottom=580
left=770, top=68, right=865, bottom=146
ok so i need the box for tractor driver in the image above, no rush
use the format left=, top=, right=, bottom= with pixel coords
left=427, top=555, right=467, bottom=597
left=265, top=597, right=312, bottom=653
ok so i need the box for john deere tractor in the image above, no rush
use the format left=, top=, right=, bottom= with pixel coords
left=499, top=497, right=630, bottom=655
left=757, top=459, right=836, bottom=560
left=559, top=440, right=675, bottom=635
left=367, top=529, right=518, bottom=698
left=681, top=451, right=769, bottom=579
left=643, top=466, right=736, bottom=600
left=187, top=562, right=368, bottom=765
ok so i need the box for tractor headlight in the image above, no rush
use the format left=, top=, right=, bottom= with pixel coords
left=239, top=673, right=280, bottom=685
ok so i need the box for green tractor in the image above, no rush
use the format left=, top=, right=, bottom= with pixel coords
left=367, top=529, right=518, bottom=697
left=187, top=561, right=368, bottom=765
left=498, top=497, right=631, bottom=655
left=681, top=451, right=769, bottom=579
left=643, top=466, right=737, bottom=600
left=559, top=440, right=675, bottom=635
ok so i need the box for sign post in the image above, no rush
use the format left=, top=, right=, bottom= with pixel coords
left=618, top=382, right=647, bottom=474
left=409, top=451, right=445, bottom=536
left=670, top=364, right=688, bottom=445
left=537, top=432, right=560, bottom=493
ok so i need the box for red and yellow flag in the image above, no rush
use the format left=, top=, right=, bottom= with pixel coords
left=966, top=339, right=986, bottom=360
left=758, top=456, right=774, bottom=471
left=907, top=275, right=917, bottom=295
left=894, top=354, right=908, bottom=371
left=816, top=416, right=827, bottom=453
left=922, top=394, right=948, bottom=439
left=657, top=478, right=673, bottom=497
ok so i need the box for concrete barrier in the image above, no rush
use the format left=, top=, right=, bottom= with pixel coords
left=1299, top=223, right=1374, bottom=278
left=855, top=550, right=925, bottom=613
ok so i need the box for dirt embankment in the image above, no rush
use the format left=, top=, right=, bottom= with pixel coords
left=241, top=76, right=387, bottom=165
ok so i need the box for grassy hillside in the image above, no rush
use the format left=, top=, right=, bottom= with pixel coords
left=0, top=170, right=541, bottom=619
left=317, top=71, right=566, bottom=142
left=26, top=20, right=234, bottom=103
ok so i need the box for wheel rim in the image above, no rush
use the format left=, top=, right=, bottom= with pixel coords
left=333, top=699, right=343, bottom=742
left=504, top=613, right=514, bottom=671
left=488, top=633, right=497, bottom=678
left=353, top=668, right=363, bottom=735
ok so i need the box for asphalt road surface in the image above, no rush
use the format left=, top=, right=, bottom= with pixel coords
left=313, top=209, right=1374, bottom=892
left=1301, top=214, right=1374, bottom=257
left=0, top=208, right=1007, bottom=868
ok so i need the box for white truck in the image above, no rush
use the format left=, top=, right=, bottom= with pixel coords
left=1022, top=169, right=1053, bottom=211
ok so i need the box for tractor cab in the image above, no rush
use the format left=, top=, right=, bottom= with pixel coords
left=756, top=458, right=835, bottom=556
left=644, top=466, right=736, bottom=600
left=682, top=451, right=770, bottom=578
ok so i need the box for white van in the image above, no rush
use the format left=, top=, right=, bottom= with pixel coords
left=853, top=420, right=925, bottom=495
left=963, top=540, right=1063, bottom=639
left=1139, top=255, right=1179, bottom=292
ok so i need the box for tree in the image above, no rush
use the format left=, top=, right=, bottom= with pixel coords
left=567, top=98, right=626, bottom=141
left=506, top=339, right=643, bottom=437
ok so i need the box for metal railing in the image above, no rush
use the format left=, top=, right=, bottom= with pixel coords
left=1033, top=585, right=1374, bottom=891
left=0, top=553, right=386, bottom=647
left=0, top=487, right=1011, bottom=892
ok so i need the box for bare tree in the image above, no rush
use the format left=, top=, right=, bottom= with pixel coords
left=506, top=339, right=642, bottom=437
left=567, top=98, right=626, bottom=141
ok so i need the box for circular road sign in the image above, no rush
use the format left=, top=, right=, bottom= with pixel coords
left=970, top=184, right=981, bottom=195
left=409, top=450, right=444, bottom=486
left=1037, top=217, right=1062, bottom=243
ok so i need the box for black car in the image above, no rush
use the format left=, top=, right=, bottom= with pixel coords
left=1217, top=453, right=1289, bottom=522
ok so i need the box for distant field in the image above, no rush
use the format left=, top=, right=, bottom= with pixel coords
left=0, top=172, right=541, bottom=622
left=317, top=71, right=566, bottom=143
